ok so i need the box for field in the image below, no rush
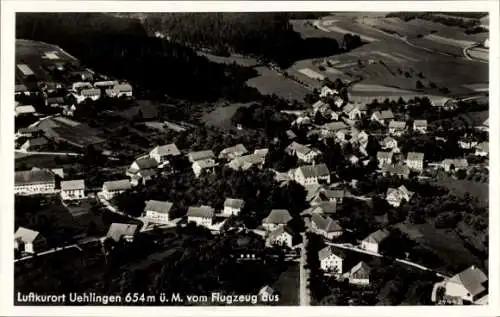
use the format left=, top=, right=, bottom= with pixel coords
left=246, top=66, right=311, bottom=101
left=291, top=19, right=344, bottom=41
left=467, top=47, right=488, bottom=62
left=271, top=262, right=300, bottom=306
left=198, top=52, right=260, bottom=68
left=202, top=102, right=253, bottom=129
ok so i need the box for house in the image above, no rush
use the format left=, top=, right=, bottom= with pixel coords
left=342, top=103, right=362, bottom=120
left=192, top=158, right=218, bottom=177
left=347, top=261, right=371, bottom=285
left=320, top=121, right=349, bottom=138
left=350, top=129, right=369, bottom=146
left=413, top=120, right=428, bottom=133
left=476, top=118, right=488, bottom=132
left=14, top=227, right=46, bottom=254
left=286, top=129, right=297, bottom=141
left=318, top=246, right=344, bottom=274
left=149, top=143, right=181, bottom=163
left=127, top=157, right=158, bottom=185
left=361, top=229, right=390, bottom=253
left=475, top=142, right=488, bottom=157
left=370, top=110, right=394, bottom=125
left=312, top=100, right=331, bottom=116
left=106, top=223, right=138, bottom=243
left=113, top=83, right=133, bottom=98
left=45, top=96, right=65, bottom=107
left=332, top=95, right=344, bottom=108
left=94, top=80, right=118, bottom=89
left=72, top=82, right=93, bottom=91
left=144, top=200, right=173, bottom=224
left=376, top=151, right=393, bottom=167
left=309, top=189, right=344, bottom=205
left=458, top=138, right=478, bottom=149
left=380, top=136, right=398, bottom=150
left=75, top=88, right=101, bottom=103
left=262, top=209, right=292, bottom=231
left=15, top=105, right=36, bottom=117
left=442, top=159, right=469, bottom=172
left=444, top=265, right=488, bottom=304
left=218, top=144, right=249, bottom=161
left=309, top=201, right=338, bottom=215
left=386, top=185, right=414, bottom=207
left=286, top=142, right=320, bottom=163
left=227, top=153, right=266, bottom=170
left=293, top=115, right=312, bottom=126
left=60, top=179, right=85, bottom=200
left=320, top=85, right=337, bottom=98
left=223, top=198, right=245, bottom=217
left=16, top=126, right=42, bottom=138
left=311, top=213, right=343, bottom=239
left=187, top=150, right=215, bottom=163
left=187, top=205, right=215, bottom=227
left=15, top=169, right=56, bottom=195
left=406, top=152, right=425, bottom=171
left=258, top=285, right=275, bottom=298
left=382, top=164, right=411, bottom=179
left=20, top=137, right=48, bottom=151
left=15, top=83, right=30, bottom=96
left=293, top=164, right=330, bottom=186
left=388, top=120, right=407, bottom=136
left=102, top=179, right=131, bottom=200
left=266, top=225, right=294, bottom=248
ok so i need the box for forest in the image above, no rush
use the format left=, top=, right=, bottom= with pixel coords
left=16, top=13, right=262, bottom=102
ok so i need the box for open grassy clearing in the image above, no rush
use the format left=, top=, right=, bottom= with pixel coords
left=298, top=68, right=325, bottom=80
left=462, top=83, right=489, bottom=92
left=198, top=52, right=261, bottom=68
left=291, top=19, right=344, bottom=41
left=425, top=34, right=476, bottom=48
left=246, top=66, right=310, bottom=101
left=202, top=102, right=253, bottom=129
left=468, top=47, right=488, bottom=61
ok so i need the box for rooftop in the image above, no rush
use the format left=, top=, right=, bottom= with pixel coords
left=188, top=150, right=215, bottom=162
left=297, top=164, right=330, bottom=178
left=363, top=229, right=390, bottom=244
left=388, top=120, right=406, bottom=129
left=407, top=152, right=425, bottom=161
left=263, top=209, right=292, bottom=225
left=151, top=143, right=181, bottom=157
left=224, top=198, right=245, bottom=209
left=15, top=227, right=40, bottom=243
left=15, top=169, right=55, bottom=186
left=103, top=179, right=131, bottom=192
left=187, top=205, right=215, bottom=218
left=106, top=223, right=138, bottom=242
left=61, top=179, right=85, bottom=191
left=145, top=200, right=173, bottom=214
left=448, top=265, right=487, bottom=298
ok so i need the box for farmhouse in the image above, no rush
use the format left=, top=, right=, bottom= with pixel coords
left=346, top=261, right=371, bottom=285
left=192, top=158, right=218, bottom=177
left=475, top=142, right=488, bottom=156
left=144, top=200, right=173, bottom=224
left=320, top=85, right=338, bottom=98
left=262, top=209, right=292, bottom=231
left=227, top=153, right=266, bottom=170
left=310, top=213, right=343, bottom=239
left=74, top=88, right=101, bottom=103
left=342, top=103, right=362, bottom=120
left=318, top=246, right=344, bottom=274
left=187, top=205, right=215, bottom=227
left=413, top=120, right=428, bottom=134
left=14, top=227, right=46, bottom=254
left=380, top=136, right=398, bottom=150
left=309, top=201, right=337, bottom=215
left=149, top=143, right=181, bottom=164
left=371, top=110, right=394, bottom=125
left=444, top=265, right=488, bottom=304
left=382, top=164, right=411, bottom=179
left=15, top=168, right=56, bottom=195
left=310, top=189, right=344, bottom=205
left=102, top=179, right=131, bottom=200
left=388, top=120, right=407, bottom=136
left=60, top=179, right=85, bottom=200
left=127, top=157, right=158, bottom=186
left=361, top=229, right=390, bottom=253
left=292, top=164, right=330, bottom=186
left=386, top=185, right=414, bottom=207
left=441, top=159, right=469, bottom=172
left=320, top=122, right=348, bottom=138
left=20, top=137, right=48, bottom=151
left=106, top=83, right=133, bottom=98
left=286, top=142, right=320, bottom=163
left=15, top=105, right=36, bottom=117
left=223, top=198, right=245, bottom=217
left=106, top=223, right=138, bottom=243
left=218, top=144, right=249, bottom=161
left=187, top=150, right=215, bottom=163
left=376, top=151, right=393, bottom=167
left=406, top=152, right=425, bottom=171
left=265, top=225, right=294, bottom=248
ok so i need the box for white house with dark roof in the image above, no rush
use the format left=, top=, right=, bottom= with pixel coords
left=127, top=157, right=158, bottom=186
left=14, top=227, right=46, bottom=254
left=380, top=136, right=398, bottom=150
left=192, top=158, right=218, bottom=177
left=406, top=152, right=425, bottom=171
left=15, top=168, right=56, bottom=195
left=292, top=164, right=330, bottom=186
left=371, top=110, right=394, bottom=125
left=320, top=85, right=337, bottom=98
left=311, top=213, right=343, bottom=239
left=444, top=265, right=488, bottom=304
left=102, top=179, right=131, bottom=200
left=74, top=88, right=101, bottom=103
left=309, top=201, right=337, bottom=215
left=361, top=229, right=390, bottom=253
left=223, top=198, right=245, bottom=217
left=382, top=164, right=411, bottom=179
left=262, top=209, right=292, bottom=231
left=144, top=200, right=173, bottom=224
left=218, top=144, right=249, bottom=161
left=149, top=143, right=181, bottom=163
left=376, top=151, right=393, bottom=167
left=442, top=159, right=469, bottom=172
left=318, top=246, right=344, bottom=274
left=342, top=103, right=362, bottom=120
left=227, top=153, right=267, bottom=171
left=346, top=261, right=371, bottom=285
left=286, top=142, right=320, bottom=163
left=320, top=122, right=349, bottom=138
left=187, top=150, right=215, bottom=163
left=60, top=179, right=85, bottom=200
left=386, top=185, right=414, bottom=207
left=388, top=120, right=407, bottom=136
left=105, top=223, right=138, bottom=243
left=413, top=120, right=428, bottom=134
left=187, top=205, right=215, bottom=227
left=15, top=105, right=36, bottom=117
left=265, top=225, right=294, bottom=248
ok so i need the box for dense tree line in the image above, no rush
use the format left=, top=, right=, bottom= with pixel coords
left=386, top=12, right=487, bottom=32
left=143, top=13, right=360, bottom=67
left=16, top=13, right=261, bottom=102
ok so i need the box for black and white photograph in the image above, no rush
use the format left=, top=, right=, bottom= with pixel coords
left=1, top=1, right=499, bottom=315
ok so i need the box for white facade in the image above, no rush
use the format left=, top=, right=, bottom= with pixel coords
left=15, top=182, right=56, bottom=195
left=188, top=216, right=213, bottom=227
left=445, top=282, right=473, bottom=303
left=102, top=189, right=124, bottom=200
left=406, top=159, right=423, bottom=171
left=223, top=206, right=241, bottom=217
left=361, top=240, right=379, bottom=253
left=268, top=232, right=293, bottom=248
left=61, top=188, right=85, bottom=200
left=145, top=210, right=170, bottom=224
left=320, top=254, right=343, bottom=274
left=296, top=150, right=319, bottom=163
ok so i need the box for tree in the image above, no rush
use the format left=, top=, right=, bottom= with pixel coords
left=416, top=80, right=425, bottom=90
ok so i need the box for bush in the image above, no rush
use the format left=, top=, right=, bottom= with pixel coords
left=434, top=212, right=461, bottom=229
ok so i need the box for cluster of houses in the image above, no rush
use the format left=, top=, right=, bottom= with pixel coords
left=70, top=80, right=133, bottom=104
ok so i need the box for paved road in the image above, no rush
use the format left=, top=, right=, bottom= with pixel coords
left=14, top=149, right=83, bottom=156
